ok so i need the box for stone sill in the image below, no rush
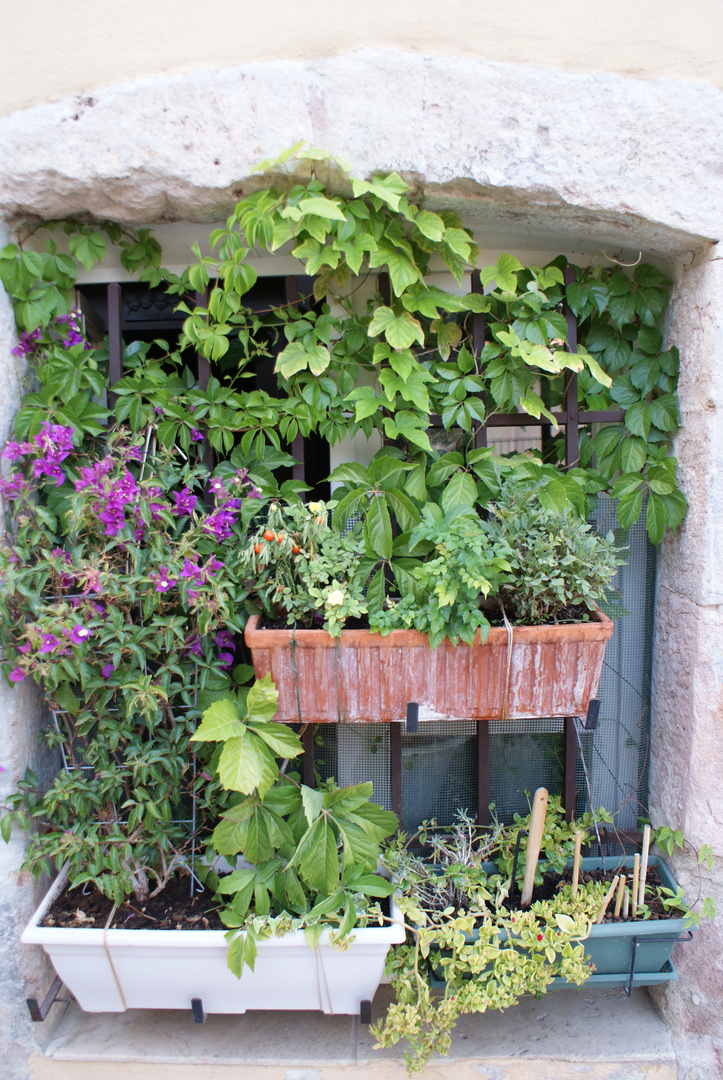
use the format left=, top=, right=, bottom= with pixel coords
left=29, top=984, right=676, bottom=1080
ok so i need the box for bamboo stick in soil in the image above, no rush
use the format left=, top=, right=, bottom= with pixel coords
left=571, top=830, right=582, bottom=899
left=521, top=787, right=549, bottom=908
left=638, top=825, right=651, bottom=909
left=596, top=875, right=620, bottom=924
left=614, top=874, right=626, bottom=918
left=632, top=853, right=640, bottom=918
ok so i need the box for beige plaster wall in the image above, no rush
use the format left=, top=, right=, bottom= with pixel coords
left=3, top=0, right=723, bottom=117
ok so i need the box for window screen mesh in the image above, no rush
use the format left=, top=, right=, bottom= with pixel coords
left=314, top=494, right=655, bottom=834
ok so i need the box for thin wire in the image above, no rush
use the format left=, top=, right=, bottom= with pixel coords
left=575, top=720, right=606, bottom=873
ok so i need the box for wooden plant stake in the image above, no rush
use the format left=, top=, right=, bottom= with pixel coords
left=638, top=825, right=651, bottom=909
left=623, top=887, right=630, bottom=918
left=521, top=787, right=549, bottom=908
left=632, top=853, right=640, bottom=918
left=596, top=875, right=620, bottom=924
left=571, top=830, right=582, bottom=899
left=614, top=874, right=626, bottom=918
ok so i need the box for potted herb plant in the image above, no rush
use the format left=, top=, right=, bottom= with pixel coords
left=374, top=794, right=716, bottom=1073
left=244, top=471, right=622, bottom=723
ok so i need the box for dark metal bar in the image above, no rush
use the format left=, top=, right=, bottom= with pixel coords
left=563, top=267, right=579, bottom=468
left=563, top=717, right=577, bottom=822
left=430, top=410, right=625, bottom=429
left=284, top=277, right=306, bottom=487
left=301, top=726, right=316, bottom=788
left=378, top=271, right=392, bottom=307
left=195, top=290, right=211, bottom=392
left=191, top=997, right=206, bottom=1023
left=585, top=698, right=601, bottom=730
left=406, top=702, right=419, bottom=734
left=360, top=999, right=372, bottom=1024
left=470, top=269, right=487, bottom=449
left=477, top=721, right=490, bottom=827
left=27, top=976, right=64, bottom=1022
left=106, top=282, right=123, bottom=409
left=390, top=722, right=403, bottom=825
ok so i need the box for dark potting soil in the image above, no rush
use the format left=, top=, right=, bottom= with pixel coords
left=258, top=603, right=593, bottom=633
left=41, top=876, right=392, bottom=931
left=41, top=874, right=226, bottom=931
left=500, top=864, right=672, bottom=923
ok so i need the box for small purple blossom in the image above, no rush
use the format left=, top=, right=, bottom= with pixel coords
left=71, top=625, right=91, bottom=645
left=173, top=486, right=198, bottom=517
left=17, top=643, right=31, bottom=655
left=247, top=484, right=263, bottom=499
left=9, top=668, right=25, bottom=682
left=215, top=630, right=236, bottom=653
left=101, top=663, right=114, bottom=679
left=0, top=474, right=30, bottom=500
left=217, top=651, right=235, bottom=668
left=154, top=406, right=164, bottom=416
left=208, top=477, right=227, bottom=497
left=151, top=566, right=176, bottom=592
left=11, top=328, right=42, bottom=357
left=190, top=428, right=204, bottom=443
left=3, top=441, right=32, bottom=461
left=40, top=634, right=60, bottom=653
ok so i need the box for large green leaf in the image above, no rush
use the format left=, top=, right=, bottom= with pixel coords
left=368, top=306, right=424, bottom=349
left=441, top=471, right=477, bottom=512
left=246, top=675, right=280, bottom=723
left=364, top=494, right=393, bottom=560
left=247, top=720, right=302, bottom=758
left=191, top=698, right=243, bottom=743
left=218, top=731, right=278, bottom=795
left=297, top=816, right=339, bottom=894
left=301, top=784, right=324, bottom=826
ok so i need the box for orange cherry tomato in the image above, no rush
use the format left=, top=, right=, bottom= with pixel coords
left=263, top=530, right=275, bottom=541
left=277, top=534, right=285, bottom=543
left=292, top=544, right=301, bottom=554
left=254, top=544, right=263, bottom=554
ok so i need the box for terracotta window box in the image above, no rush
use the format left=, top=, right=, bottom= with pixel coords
left=244, top=609, right=614, bottom=723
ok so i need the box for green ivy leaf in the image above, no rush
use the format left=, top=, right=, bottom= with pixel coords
left=368, top=306, right=425, bottom=349
left=191, top=699, right=243, bottom=743
left=246, top=675, right=280, bottom=723
left=364, top=494, right=393, bottom=560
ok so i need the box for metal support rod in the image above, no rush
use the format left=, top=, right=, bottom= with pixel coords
left=563, top=717, right=577, bottom=822
left=406, top=702, right=419, bottom=733
left=301, top=725, right=316, bottom=788
left=27, top=976, right=66, bottom=1022
left=191, top=997, right=206, bottom=1023
left=563, top=267, right=579, bottom=469
left=106, top=282, right=123, bottom=410
left=390, top=722, right=403, bottom=825
left=477, top=721, right=490, bottom=827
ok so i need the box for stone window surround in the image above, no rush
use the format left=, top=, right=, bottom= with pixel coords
left=1, top=49, right=722, bottom=1074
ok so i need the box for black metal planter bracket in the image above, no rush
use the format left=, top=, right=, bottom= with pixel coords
left=406, top=702, right=419, bottom=733
left=191, top=997, right=206, bottom=1023
left=584, top=699, right=601, bottom=730
left=625, top=930, right=694, bottom=997
left=27, top=976, right=71, bottom=1022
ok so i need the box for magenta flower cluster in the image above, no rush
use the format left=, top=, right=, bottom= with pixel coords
left=1, top=422, right=75, bottom=495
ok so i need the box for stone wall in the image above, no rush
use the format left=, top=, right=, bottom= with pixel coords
left=0, top=50, right=722, bottom=1079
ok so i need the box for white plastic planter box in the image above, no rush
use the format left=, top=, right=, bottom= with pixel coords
left=22, top=866, right=406, bottom=1015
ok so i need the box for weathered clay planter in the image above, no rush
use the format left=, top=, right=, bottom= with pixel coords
left=244, top=609, right=614, bottom=723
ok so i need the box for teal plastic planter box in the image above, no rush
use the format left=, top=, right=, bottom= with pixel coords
left=430, top=854, right=691, bottom=991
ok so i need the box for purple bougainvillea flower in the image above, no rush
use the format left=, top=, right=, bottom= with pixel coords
left=71, top=625, right=91, bottom=645
left=173, top=486, right=198, bottom=516
left=11, top=328, right=43, bottom=357
left=3, top=441, right=32, bottom=461
left=0, top=474, right=30, bottom=500
left=215, top=630, right=236, bottom=652
left=9, top=668, right=25, bottom=682
left=151, top=566, right=176, bottom=592
left=17, top=643, right=31, bottom=655
left=208, top=477, right=227, bottom=496
left=247, top=484, right=263, bottom=499
left=101, top=663, right=114, bottom=679
left=204, top=556, right=224, bottom=576
left=217, top=651, right=235, bottom=668
left=40, top=634, right=60, bottom=653
left=154, top=406, right=164, bottom=416
left=88, top=601, right=106, bottom=617
left=190, top=428, right=204, bottom=443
